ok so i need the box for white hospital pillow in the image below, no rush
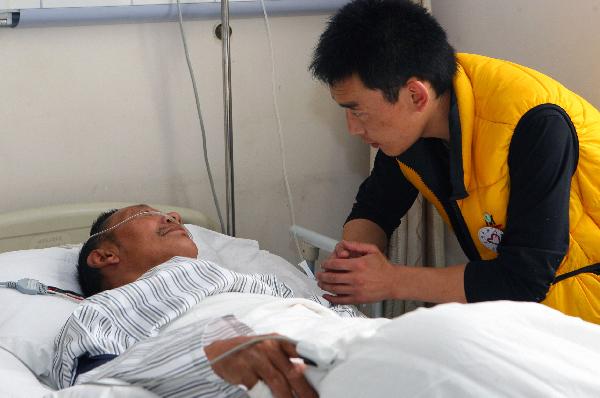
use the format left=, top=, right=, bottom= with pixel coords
left=0, top=246, right=81, bottom=378
left=0, top=246, right=81, bottom=293
left=0, top=292, right=77, bottom=378
left=186, top=224, right=323, bottom=298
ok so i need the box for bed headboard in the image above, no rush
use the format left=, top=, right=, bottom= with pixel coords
left=0, top=202, right=218, bottom=253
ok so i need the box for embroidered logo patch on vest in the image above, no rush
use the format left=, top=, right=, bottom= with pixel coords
left=478, top=213, right=504, bottom=253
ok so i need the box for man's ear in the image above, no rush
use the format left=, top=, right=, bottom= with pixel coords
left=405, top=78, right=430, bottom=111
left=87, top=246, right=120, bottom=270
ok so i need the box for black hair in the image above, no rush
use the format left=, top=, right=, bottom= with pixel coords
left=309, top=0, right=456, bottom=102
left=77, top=209, right=118, bottom=298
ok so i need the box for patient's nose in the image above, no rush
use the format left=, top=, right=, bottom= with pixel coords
left=166, top=212, right=182, bottom=224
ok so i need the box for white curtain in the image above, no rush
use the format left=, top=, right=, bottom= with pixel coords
left=383, top=197, right=447, bottom=317
left=381, top=194, right=466, bottom=318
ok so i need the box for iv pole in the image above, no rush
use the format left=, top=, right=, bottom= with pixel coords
left=221, top=0, right=235, bottom=237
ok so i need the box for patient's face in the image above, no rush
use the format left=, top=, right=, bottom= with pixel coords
left=104, top=204, right=199, bottom=275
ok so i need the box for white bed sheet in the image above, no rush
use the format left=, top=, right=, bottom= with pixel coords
left=0, top=348, right=53, bottom=397
left=0, top=345, right=159, bottom=398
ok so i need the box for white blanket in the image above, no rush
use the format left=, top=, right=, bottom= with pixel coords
left=6, top=290, right=600, bottom=397
left=162, top=295, right=600, bottom=397
left=320, top=301, right=600, bottom=397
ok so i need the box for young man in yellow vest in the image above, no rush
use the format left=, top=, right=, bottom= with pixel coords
left=310, top=0, right=600, bottom=323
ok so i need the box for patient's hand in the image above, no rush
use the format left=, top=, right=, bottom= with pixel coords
left=205, top=334, right=318, bottom=398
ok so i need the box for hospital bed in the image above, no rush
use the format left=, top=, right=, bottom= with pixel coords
left=0, top=202, right=325, bottom=397
left=3, top=203, right=600, bottom=397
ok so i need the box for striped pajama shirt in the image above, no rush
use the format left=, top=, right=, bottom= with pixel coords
left=52, top=256, right=358, bottom=397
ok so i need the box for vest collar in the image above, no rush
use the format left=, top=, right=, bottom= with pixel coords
left=448, top=88, right=469, bottom=200
left=395, top=88, right=468, bottom=201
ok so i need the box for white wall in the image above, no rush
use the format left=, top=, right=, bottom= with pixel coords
left=0, top=14, right=368, bottom=263
left=432, top=0, right=600, bottom=108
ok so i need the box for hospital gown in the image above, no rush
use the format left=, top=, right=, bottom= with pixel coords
left=51, top=256, right=359, bottom=397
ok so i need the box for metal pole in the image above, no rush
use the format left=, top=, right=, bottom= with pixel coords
left=221, top=0, right=235, bottom=236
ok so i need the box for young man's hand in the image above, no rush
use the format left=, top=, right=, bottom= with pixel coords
left=205, top=334, right=318, bottom=398
left=327, top=240, right=365, bottom=260
left=319, top=240, right=468, bottom=305
left=317, top=240, right=399, bottom=304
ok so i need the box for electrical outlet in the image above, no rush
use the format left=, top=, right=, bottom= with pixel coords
left=0, top=11, right=18, bottom=27
left=0, top=12, right=12, bottom=27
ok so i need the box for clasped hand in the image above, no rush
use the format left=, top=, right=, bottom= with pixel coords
left=316, top=240, right=397, bottom=305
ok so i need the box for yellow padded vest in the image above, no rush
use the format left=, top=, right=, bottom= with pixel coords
left=402, top=53, right=600, bottom=323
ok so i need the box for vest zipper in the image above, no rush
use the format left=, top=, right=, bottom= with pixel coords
left=398, top=162, right=481, bottom=262
left=448, top=201, right=482, bottom=261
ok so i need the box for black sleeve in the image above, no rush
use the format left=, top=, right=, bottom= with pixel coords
left=345, top=150, right=419, bottom=239
left=464, top=106, right=578, bottom=302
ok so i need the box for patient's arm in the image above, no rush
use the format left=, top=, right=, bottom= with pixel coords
left=72, top=317, right=252, bottom=397
left=206, top=334, right=317, bottom=398
left=66, top=318, right=315, bottom=398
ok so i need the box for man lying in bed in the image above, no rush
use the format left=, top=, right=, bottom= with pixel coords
left=52, top=204, right=600, bottom=398
left=52, top=203, right=362, bottom=397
